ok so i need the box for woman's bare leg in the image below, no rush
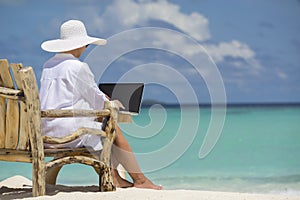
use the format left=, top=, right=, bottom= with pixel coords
left=112, top=126, right=162, bottom=190
left=111, top=153, right=133, bottom=188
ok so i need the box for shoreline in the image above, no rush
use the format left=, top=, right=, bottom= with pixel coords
left=141, top=102, right=300, bottom=108
left=1, top=176, right=299, bottom=200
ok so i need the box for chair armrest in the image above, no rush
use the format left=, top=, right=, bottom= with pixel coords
left=41, top=109, right=110, bottom=118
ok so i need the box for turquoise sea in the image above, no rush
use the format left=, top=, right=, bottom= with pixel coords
left=1, top=104, right=300, bottom=195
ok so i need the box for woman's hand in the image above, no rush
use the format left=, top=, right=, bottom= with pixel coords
left=104, top=93, right=125, bottom=109
left=113, top=99, right=125, bottom=110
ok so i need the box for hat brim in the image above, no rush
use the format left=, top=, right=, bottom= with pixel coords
left=41, top=36, right=107, bottom=52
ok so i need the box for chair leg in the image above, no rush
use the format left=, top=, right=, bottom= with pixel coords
left=99, top=165, right=116, bottom=192
left=31, top=156, right=46, bottom=196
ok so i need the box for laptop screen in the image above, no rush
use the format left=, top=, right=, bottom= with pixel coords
left=99, top=83, right=144, bottom=114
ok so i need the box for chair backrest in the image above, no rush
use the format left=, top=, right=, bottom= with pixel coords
left=0, top=59, right=43, bottom=153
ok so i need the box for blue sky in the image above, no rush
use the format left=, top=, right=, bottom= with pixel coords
left=0, top=0, right=299, bottom=104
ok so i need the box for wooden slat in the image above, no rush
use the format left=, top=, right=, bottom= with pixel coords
left=46, top=155, right=106, bottom=171
left=0, top=69, right=5, bottom=148
left=44, top=148, right=100, bottom=157
left=0, top=149, right=31, bottom=162
left=0, top=155, right=31, bottom=162
left=43, top=127, right=107, bottom=144
left=0, top=59, right=19, bottom=149
left=0, top=100, right=5, bottom=148
left=19, top=67, right=45, bottom=197
left=41, top=109, right=110, bottom=118
left=0, top=86, right=24, bottom=100
left=11, top=63, right=29, bottom=150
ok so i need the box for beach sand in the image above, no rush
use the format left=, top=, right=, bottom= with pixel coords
left=0, top=176, right=299, bottom=200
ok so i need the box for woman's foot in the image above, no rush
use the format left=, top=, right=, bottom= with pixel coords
left=115, top=177, right=133, bottom=188
left=113, top=169, right=133, bottom=188
left=133, top=176, right=162, bottom=190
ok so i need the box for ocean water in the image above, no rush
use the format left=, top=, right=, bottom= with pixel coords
left=1, top=104, right=300, bottom=195
left=127, top=104, right=300, bottom=195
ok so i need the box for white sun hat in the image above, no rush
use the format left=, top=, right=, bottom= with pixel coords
left=41, top=20, right=107, bottom=52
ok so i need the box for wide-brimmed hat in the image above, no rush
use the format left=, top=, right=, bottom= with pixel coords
left=41, top=20, right=106, bottom=52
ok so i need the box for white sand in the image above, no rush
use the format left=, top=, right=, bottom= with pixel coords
left=1, top=175, right=299, bottom=200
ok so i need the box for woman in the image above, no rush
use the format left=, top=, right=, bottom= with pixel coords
left=40, top=19, right=161, bottom=190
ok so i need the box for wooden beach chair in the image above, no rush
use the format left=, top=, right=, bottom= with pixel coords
left=0, top=59, right=129, bottom=196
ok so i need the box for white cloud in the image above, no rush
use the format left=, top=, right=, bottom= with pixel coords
left=203, top=40, right=262, bottom=74
left=77, top=0, right=262, bottom=96
left=276, top=70, right=288, bottom=80
left=93, top=0, right=210, bottom=41
left=82, top=0, right=260, bottom=72
left=203, top=40, right=255, bottom=63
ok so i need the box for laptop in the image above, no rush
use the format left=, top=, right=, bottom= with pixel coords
left=99, top=83, right=144, bottom=115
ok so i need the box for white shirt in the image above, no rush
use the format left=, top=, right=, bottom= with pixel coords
left=40, top=53, right=108, bottom=150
